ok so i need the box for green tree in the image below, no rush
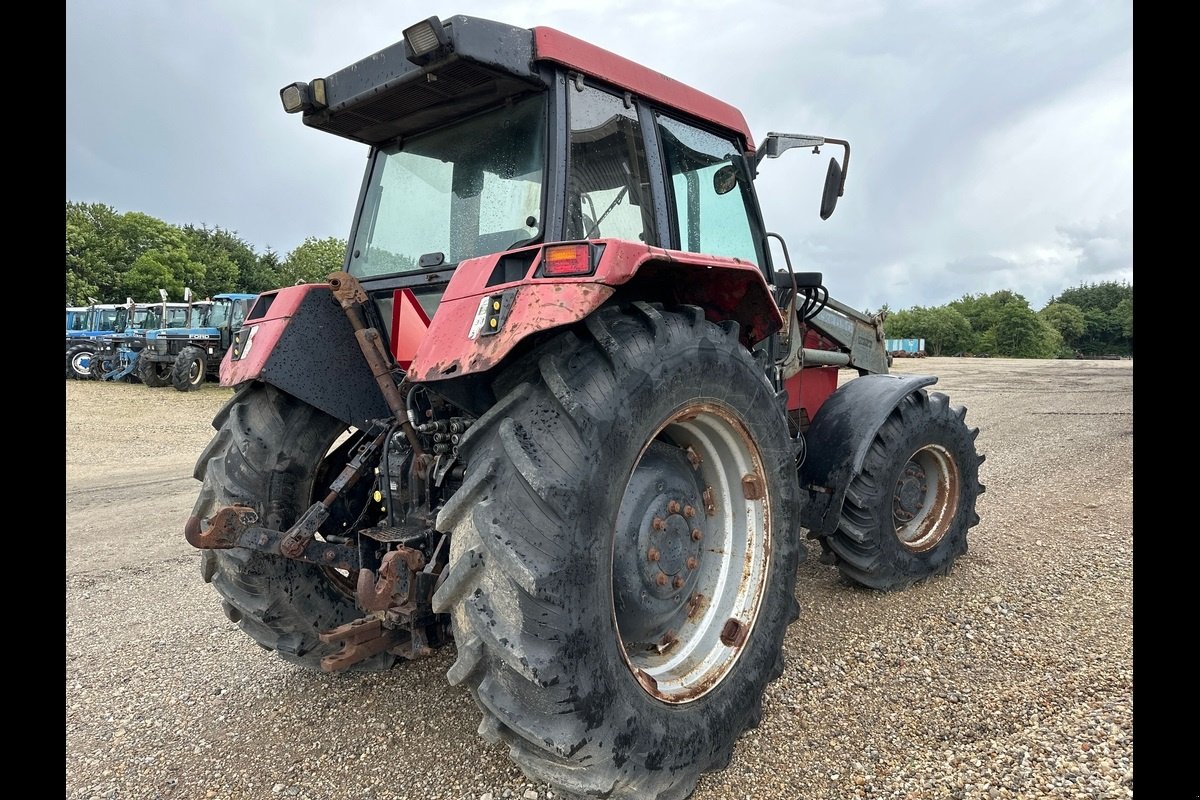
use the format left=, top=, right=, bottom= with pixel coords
left=1051, top=281, right=1132, bottom=313
left=993, top=303, right=1057, bottom=357
left=280, top=236, right=347, bottom=285
left=242, top=249, right=284, bottom=294
left=1114, top=297, right=1133, bottom=341
left=1039, top=302, right=1087, bottom=355
left=180, top=224, right=257, bottom=297
left=122, top=254, right=182, bottom=300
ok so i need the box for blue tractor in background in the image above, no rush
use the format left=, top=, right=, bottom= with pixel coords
left=140, top=292, right=258, bottom=391
left=90, top=291, right=192, bottom=382
left=66, top=301, right=133, bottom=379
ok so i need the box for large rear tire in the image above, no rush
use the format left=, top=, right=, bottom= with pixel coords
left=172, top=345, right=208, bottom=391
left=825, top=389, right=984, bottom=590
left=432, top=304, right=802, bottom=800
left=66, top=343, right=96, bottom=380
left=189, top=382, right=396, bottom=672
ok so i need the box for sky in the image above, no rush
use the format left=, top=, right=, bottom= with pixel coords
left=66, top=0, right=1132, bottom=313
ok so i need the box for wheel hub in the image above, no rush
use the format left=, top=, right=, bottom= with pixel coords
left=891, top=444, right=961, bottom=552
left=612, top=444, right=706, bottom=647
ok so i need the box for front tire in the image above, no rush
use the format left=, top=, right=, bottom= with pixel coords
left=825, top=389, right=984, bottom=591
left=189, top=382, right=396, bottom=671
left=172, top=346, right=208, bottom=391
left=137, top=357, right=173, bottom=387
left=433, top=304, right=802, bottom=800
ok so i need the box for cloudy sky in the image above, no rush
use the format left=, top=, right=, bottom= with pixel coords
left=66, top=0, right=1132, bottom=312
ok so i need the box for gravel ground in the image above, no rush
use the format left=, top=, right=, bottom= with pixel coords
left=66, top=357, right=1133, bottom=800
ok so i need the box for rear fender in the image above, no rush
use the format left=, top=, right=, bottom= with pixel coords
left=220, top=284, right=390, bottom=429
left=407, top=239, right=782, bottom=382
left=798, top=373, right=938, bottom=537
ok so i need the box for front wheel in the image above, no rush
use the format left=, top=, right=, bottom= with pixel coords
left=825, top=389, right=984, bottom=590
left=172, top=346, right=208, bottom=391
left=433, top=304, right=803, bottom=800
left=137, top=357, right=173, bottom=388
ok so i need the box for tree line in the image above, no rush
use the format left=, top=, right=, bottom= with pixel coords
left=882, top=283, right=1133, bottom=358
left=65, top=202, right=347, bottom=305
left=69, top=201, right=1132, bottom=359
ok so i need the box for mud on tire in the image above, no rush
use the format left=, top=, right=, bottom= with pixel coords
left=189, top=382, right=396, bottom=672
left=825, top=389, right=984, bottom=591
left=432, top=304, right=803, bottom=800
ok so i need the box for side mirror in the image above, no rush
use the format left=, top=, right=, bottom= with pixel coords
left=820, top=158, right=842, bottom=220
left=713, top=164, right=739, bottom=195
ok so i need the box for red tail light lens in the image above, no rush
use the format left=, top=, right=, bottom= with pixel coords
left=542, top=245, right=593, bottom=277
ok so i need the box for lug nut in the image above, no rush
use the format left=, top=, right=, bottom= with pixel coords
left=667, top=500, right=681, bottom=514
left=683, top=505, right=696, bottom=519
left=672, top=576, right=685, bottom=589
left=652, top=517, right=667, bottom=531
left=686, top=557, right=698, bottom=571
left=691, top=528, right=703, bottom=541
left=647, top=547, right=661, bottom=562
left=655, top=573, right=669, bottom=586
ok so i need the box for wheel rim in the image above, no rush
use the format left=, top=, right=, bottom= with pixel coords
left=611, top=402, right=771, bottom=704
left=72, top=351, right=92, bottom=374
left=188, top=358, right=204, bottom=384
left=892, top=444, right=961, bottom=552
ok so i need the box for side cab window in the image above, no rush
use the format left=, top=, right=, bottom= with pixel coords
left=565, top=81, right=657, bottom=245
left=655, top=114, right=761, bottom=266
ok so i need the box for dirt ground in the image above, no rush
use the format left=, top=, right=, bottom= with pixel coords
left=66, top=357, right=1133, bottom=800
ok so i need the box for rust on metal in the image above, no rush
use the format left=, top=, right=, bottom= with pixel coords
left=667, top=500, right=681, bottom=514
left=672, top=576, right=685, bottom=589
left=647, top=547, right=661, bottom=562
left=741, top=473, right=764, bottom=500
left=683, top=505, right=696, bottom=519
left=635, top=668, right=659, bottom=694
left=685, top=446, right=702, bottom=469
left=318, top=617, right=407, bottom=672
left=356, top=547, right=424, bottom=612
left=686, top=556, right=698, bottom=571
left=691, top=528, right=704, bottom=541
left=657, top=630, right=678, bottom=654
left=655, top=573, right=668, bottom=586
left=327, top=270, right=424, bottom=456
left=702, top=486, right=716, bottom=517
left=184, top=505, right=259, bottom=549
left=651, top=516, right=667, bottom=531
left=685, top=592, right=705, bottom=619
left=356, top=551, right=403, bottom=612
left=720, top=618, right=749, bottom=648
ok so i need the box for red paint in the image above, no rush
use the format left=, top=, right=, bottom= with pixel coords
left=390, top=288, right=431, bottom=369
left=411, top=240, right=783, bottom=380
left=784, top=365, right=839, bottom=418
left=407, top=282, right=615, bottom=382
left=532, top=27, right=755, bottom=153
left=219, top=284, right=325, bottom=387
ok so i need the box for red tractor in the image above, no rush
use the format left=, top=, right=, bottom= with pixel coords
left=186, top=16, right=983, bottom=800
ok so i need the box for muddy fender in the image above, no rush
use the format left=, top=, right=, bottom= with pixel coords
left=221, top=284, right=390, bottom=430
left=798, top=373, right=938, bottom=536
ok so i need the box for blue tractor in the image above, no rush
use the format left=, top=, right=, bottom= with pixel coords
left=91, top=292, right=192, bottom=382
left=140, top=292, right=258, bottom=391
left=66, top=301, right=130, bottom=379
